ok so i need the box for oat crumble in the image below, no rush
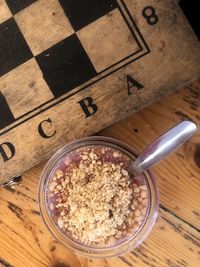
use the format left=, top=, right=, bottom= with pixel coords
left=47, top=146, right=148, bottom=247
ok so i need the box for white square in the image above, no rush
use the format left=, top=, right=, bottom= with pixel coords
left=0, top=0, right=12, bottom=23
left=0, top=58, right=53, bottom=118
left=15, top=0, right=74, bottom=55
left=77, top=8, right=140, bottom=73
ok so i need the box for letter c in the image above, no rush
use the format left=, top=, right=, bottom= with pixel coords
left=38, top=118, right=56, bottom=139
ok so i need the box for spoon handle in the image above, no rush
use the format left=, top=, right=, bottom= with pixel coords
left=129, top=121, right=197, bottom=176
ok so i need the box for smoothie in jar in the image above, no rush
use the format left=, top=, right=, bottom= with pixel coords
left=46, top=145, right=149, bottom=247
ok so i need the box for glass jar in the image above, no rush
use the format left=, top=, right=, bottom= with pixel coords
left=38, top=136, right=159, bottom=258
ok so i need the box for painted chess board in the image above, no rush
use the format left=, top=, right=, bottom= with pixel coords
left=0, top=0, right=200, bottom=183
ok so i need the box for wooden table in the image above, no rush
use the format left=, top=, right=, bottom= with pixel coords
left=0, top=80, right=199, bottom=267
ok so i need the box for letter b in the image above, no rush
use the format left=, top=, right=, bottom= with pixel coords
left=78, top=97, right=98, bottom=118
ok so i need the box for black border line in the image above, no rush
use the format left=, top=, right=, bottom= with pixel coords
left=0, top=0, right=150, bottom=136
left=120, top=0, right=150, bottom=52
left=117, top=2, right=143, bottom=51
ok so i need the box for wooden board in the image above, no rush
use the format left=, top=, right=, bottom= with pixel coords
left=0, top=81, right=199, bottom=267
left=0, top=0, right=200, bottom=183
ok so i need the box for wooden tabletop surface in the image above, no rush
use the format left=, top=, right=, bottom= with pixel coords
left=0, top=80, right=199, bottom=267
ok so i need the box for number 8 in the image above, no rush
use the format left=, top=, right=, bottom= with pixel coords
left=142, top=6, right=159, bottom=25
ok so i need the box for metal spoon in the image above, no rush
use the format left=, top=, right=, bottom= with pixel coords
left=128, top=121, right=197, bottom=176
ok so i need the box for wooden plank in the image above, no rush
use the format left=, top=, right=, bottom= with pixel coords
left=0, top=0, right=200, bottom=183
left=0, top=164, right=199, bottom=267
left=100, top=81, right=200, bottom=229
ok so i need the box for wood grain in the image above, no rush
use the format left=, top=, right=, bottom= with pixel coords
left=0, top=81, right=199, bottom=267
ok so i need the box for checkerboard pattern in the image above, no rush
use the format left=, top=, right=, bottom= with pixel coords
left=0, top=0, right=148, bottom=129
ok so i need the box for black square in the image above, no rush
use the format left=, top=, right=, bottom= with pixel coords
left=59, top=0, right=117, bottom=31
left=36, top=34, right=97, bottom=98
left=0, top=93, right=15, bottom=129
left=0, top=18, right=33, bottom=77
left=5, top=0, right=37, bottom=15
